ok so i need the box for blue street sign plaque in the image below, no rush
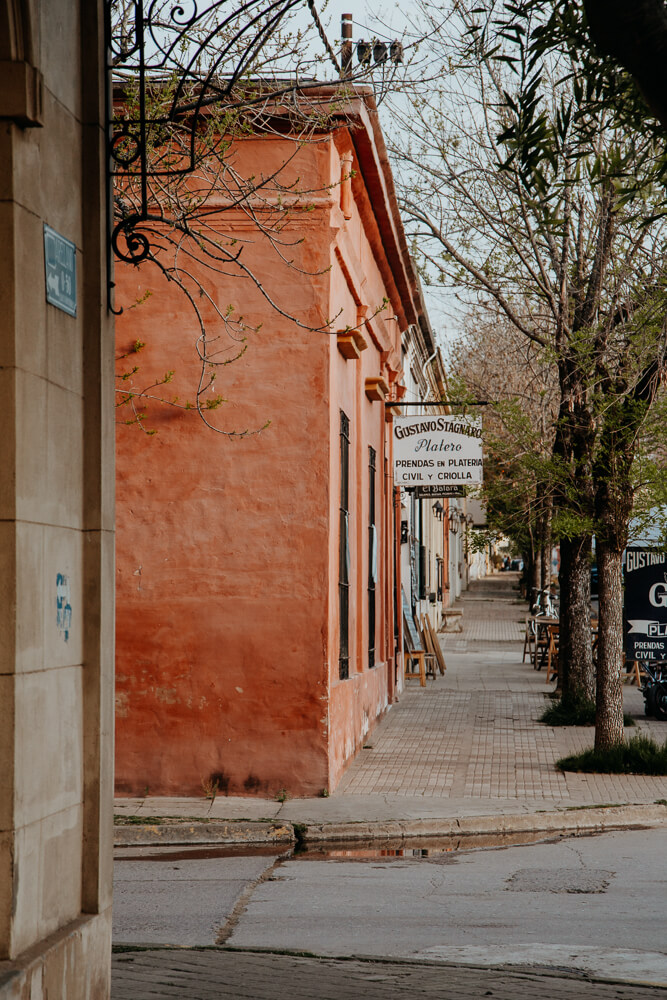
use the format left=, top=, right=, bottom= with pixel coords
left=44, top=224, right=77, bottom=316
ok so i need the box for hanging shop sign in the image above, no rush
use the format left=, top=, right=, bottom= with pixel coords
left=393, top=414, right=483, bottom=486
left=405, top=485, right=468, bottom=498
left=624, top=548, right=667, bottom=662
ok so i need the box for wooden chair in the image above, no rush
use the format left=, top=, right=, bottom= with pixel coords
left=545, top=623, right=559, bottom=683
left=523, top=617, right=535, bottom=664
left=533, top=617, right=553, bottom=671
left=403, top=611, right=428, bottom=687
left=623, top=661, right=645, bottom=686
left=420, top=624, right=438, bottom=680
left=422, top=612, right=447, bottom=676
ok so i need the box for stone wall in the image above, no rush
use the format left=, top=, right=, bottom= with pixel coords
left=0, top=1, right=114, bottom=996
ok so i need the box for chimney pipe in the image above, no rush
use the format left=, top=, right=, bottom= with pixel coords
left=341, top=13, right=353, bottom=78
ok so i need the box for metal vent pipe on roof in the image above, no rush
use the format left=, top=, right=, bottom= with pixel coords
left=341, top=14, right=353, bottom=77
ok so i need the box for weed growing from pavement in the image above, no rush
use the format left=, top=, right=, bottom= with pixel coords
left=292, top=823, right=307, bottom=850
left=540, top=698, right=634, bottom=728
left=557, top=735, right=667, bottom=774
left=201, top=776, right=220, bottom=802
left=564, top=803, right=624, bottom=810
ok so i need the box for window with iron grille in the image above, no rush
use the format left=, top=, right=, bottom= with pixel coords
left=368, top=446, right=377, bottom=668
left=339, top=411, right=350, bottom=679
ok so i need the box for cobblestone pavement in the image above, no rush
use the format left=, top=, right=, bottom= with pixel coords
left=111, top=949, right=667, bottom=999
left=335, top=574, right=667, bottom=805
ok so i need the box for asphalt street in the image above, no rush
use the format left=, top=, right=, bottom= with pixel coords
left=113, top=827, right=667, bottom=989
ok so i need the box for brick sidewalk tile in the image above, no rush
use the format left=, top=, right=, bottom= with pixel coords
left=111, top=949, right=665, bottom=999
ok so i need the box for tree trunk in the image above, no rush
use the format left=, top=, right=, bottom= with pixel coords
left=594, top=541, right=625, bottom=749
left=552, top=348, right=596, bottom=706
left=591, top=361, right=666, bottom=749
left=530, top=551, right=540, bottom=607
left=559, top=534, right=595, bottom=705
left=541, top=496, right=553, bottom=592
left=540, top=542, right=553, bottom=595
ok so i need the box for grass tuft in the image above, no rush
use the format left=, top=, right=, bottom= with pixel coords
left=557, top=734, right=667, bottom=774
left=540, top=698, right=634, bottom=728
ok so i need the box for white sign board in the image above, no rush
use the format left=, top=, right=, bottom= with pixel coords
left=393, top=414, right=483, bottom=486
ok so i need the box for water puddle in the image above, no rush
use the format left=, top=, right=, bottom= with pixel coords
left=115, top=828, right=597, bottom=864
left=114, top=844, right=290, bottom=862
left=296, top=829, right=585, bottom=859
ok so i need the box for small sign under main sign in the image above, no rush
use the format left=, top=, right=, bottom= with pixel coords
left=404, top=485, right=468, bottom=498
left=44, top=224, right=77, bottom=317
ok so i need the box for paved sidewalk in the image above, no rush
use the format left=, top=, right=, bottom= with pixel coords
left=336, top=573, right=667, bottom=805
left=114, top=573, right=667, bottom=841
left=111, top=949, right=667, bottom=999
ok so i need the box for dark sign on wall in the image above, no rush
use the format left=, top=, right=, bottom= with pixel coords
left=624, top=548, right=667, bottom=662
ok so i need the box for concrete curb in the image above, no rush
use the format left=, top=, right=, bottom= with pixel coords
left=299, top=803, right=667, bottom=843
left=114, top=802, right=667, bottom=847
left=114, top=820, right=294, bottom=847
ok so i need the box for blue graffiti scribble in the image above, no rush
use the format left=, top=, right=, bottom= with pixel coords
left=56, top=572, right=72, bottom=642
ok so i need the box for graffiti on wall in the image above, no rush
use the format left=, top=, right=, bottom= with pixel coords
left=56, top=573, right=72, bottom=641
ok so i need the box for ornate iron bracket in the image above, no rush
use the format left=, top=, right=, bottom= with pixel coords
left=105, top=0, right=308, bottom=310
left=104, top=1, right=405, bottom=313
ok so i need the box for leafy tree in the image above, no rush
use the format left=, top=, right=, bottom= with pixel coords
left=388, top=1, right=667, bottom=747
left=582, top=1, right=667, bottom=129
left=450, top=313, right=558, bottom=593
left=514, top=0, right=667, bottom=132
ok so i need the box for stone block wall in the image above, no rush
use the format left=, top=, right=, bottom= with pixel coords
left=0, top=1, right=114, bottom=995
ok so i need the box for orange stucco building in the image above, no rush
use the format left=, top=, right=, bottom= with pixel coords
left=114, top=90, right=433, bottom=797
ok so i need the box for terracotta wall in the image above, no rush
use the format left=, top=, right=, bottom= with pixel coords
left=326, top=202, right=399, bottom=784
left=115, top=126, right=403, bottom=797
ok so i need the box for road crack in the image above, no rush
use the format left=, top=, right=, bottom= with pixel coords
left=215, top=853, right=290, bottom=945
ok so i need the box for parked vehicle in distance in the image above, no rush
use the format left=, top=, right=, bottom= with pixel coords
left=510, top=558, right=523, bottom=571
left=641, top=661, right=667, bottom=720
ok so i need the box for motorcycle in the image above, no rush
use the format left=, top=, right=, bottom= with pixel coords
left=641, top=660, right=667, bottom=720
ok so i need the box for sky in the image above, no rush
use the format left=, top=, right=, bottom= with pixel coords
left=301, top=1, right=460, bottom=351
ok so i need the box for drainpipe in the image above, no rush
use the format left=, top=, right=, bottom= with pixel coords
left=392, top=484, right=401, bottom=700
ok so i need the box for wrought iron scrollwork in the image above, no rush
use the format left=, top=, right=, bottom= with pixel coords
left=111, top=214, right=152, bottom=264
left=104, top=0, right=403, bottom=311
left=105, top=0, right=310, bottom=308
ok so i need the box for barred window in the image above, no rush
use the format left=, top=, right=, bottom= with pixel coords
left=339, top=411, right=350, bottom=679
left=368, top=446, right=377, bottom=668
